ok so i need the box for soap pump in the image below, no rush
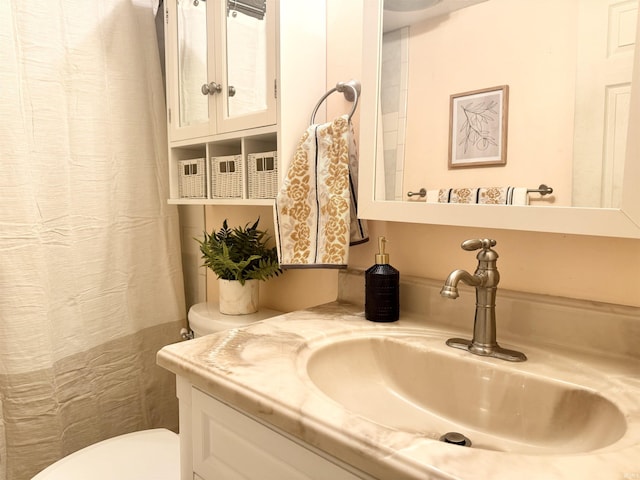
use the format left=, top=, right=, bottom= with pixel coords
left=365, top=236, right=399, bottom=322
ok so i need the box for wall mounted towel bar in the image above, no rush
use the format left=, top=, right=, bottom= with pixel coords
left=310, top=80, right=361, bottom=125
left=527, top=184, right=553, bottom=196
left=407, top=188, right=427, bottom=198
left=407, top=184, right=554, bottom=198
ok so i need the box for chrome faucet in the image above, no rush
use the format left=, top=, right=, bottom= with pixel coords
left=440, top=239, right=526, bottom=362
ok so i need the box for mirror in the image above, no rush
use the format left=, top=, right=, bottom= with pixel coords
left=224, top=0, right=269, bottom=118
left=176, top=0, right=209, bottom=128
left=358, top=0, right=640, bottom=238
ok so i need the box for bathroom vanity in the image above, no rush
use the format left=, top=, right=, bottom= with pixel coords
left=157, top=270, right=640, bottom=480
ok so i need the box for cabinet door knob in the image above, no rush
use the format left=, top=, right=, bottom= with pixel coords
left=201, top=82, right=223, bottom=95
left=228, top=85, right=236, bottom=97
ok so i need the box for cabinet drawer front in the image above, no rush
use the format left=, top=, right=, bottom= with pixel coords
left=191, top=388, right=363, bottom=480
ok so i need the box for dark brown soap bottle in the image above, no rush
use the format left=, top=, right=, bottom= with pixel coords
left=365, top=236, right=399, bottom=322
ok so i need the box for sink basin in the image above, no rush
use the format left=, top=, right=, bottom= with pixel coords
left=303, top=330, right=626, bottom=454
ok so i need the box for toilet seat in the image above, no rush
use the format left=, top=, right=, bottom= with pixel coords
left=32, top=428, right=179, bottom=480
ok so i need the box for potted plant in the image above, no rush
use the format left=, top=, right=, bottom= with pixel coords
left=197, top=218, right=282, bottom=314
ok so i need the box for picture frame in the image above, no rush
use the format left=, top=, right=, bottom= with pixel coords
left=448, top=85, right=509, bottom=169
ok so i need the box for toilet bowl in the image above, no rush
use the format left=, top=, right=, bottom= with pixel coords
left=32, top=429, right=179, bottom=480
left=33, top=302, right=282, bottom=479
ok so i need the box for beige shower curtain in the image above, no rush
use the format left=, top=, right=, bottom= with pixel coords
left=0, top=1, right=185, bottom=479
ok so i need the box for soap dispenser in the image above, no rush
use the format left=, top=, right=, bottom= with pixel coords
left=365, top=236, right=399, bottom=322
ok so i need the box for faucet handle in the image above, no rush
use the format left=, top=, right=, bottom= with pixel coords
left=461, top=239, right=496, bottom=251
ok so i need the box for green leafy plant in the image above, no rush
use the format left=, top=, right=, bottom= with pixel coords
left=197, top=218, right=282, bottom=285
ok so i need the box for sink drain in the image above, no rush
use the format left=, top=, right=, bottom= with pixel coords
left=439, top=432, right=472, bottom=447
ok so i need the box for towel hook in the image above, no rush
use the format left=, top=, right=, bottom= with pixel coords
left=309, top=80, right=361, bottom=125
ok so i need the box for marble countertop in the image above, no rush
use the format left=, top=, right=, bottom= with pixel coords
left=157, top=301, right=640, bottom=480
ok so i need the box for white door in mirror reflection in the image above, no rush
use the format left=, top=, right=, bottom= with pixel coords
left=572, top=0, right=637, bottom=208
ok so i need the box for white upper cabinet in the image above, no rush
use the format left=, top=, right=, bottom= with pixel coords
left=163, top=1, right=327, bottom=205
left=166, top=0, right=277, bottom=142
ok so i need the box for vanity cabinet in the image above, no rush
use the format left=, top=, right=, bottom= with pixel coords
left=163, top=0, right=327, bottom=204
left=176, top=378, right=371, bottom=480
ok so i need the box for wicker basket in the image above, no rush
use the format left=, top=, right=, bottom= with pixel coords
left=178, top=158, right=206, bottom=198
left=247, top=151, right=278, bottom=199
left=210, top=154, right=244, bottom=198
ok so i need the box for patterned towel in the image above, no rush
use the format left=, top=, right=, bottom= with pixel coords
left=437, top=187, right=529, bottom=205
left=275, top=115, right=368, bottom=268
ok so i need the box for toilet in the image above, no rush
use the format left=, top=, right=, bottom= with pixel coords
left=32, top=302, right=281, bottom=479
left=31, top=429, right=179, bottom=480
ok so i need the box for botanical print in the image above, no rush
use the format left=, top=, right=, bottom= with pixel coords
left=449, top=86, right=508, bottom=168
left=456, top=94, right=501, bottom=159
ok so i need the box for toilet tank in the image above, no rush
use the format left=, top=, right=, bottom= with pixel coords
left=188, top=302, right=283, bottom=337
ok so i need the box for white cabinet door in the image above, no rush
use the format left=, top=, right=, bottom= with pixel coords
left=191, top=388, right=367, bottom=480
left=166, top=0, right=213, bottom=141
left=215, top=0, right=277, bottom=134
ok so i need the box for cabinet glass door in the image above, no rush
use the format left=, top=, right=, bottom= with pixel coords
left=219, top=0, right=276, bottom=132
left=176, top=0, right=210, bottom=130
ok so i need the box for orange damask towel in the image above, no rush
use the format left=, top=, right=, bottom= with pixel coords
left=275, top=115, right=368, bottom=268
left=437, top=187, right=529, bottom=205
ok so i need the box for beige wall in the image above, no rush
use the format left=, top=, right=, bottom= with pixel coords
left=348, top=222, right=640, bottom=308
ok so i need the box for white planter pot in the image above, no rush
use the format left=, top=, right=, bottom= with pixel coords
left=219, top=279, right=259, bottom=315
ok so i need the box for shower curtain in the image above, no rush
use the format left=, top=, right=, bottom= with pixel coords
left=0, top=1, right=185, bottom=479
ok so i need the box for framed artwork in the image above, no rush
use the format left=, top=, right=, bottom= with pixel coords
left=448, top=85, right=509, bottom=168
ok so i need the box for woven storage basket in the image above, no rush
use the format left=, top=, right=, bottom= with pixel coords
left=178, top=158, right=206, bottom=198
left=210, top=154, right=244, bottom=198
left=247, top=151, right=278, bottom=199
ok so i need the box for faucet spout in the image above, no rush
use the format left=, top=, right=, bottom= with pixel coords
left=440, top=269, right=483, bottom=299
left=440, top=239, right=526, bottom=362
